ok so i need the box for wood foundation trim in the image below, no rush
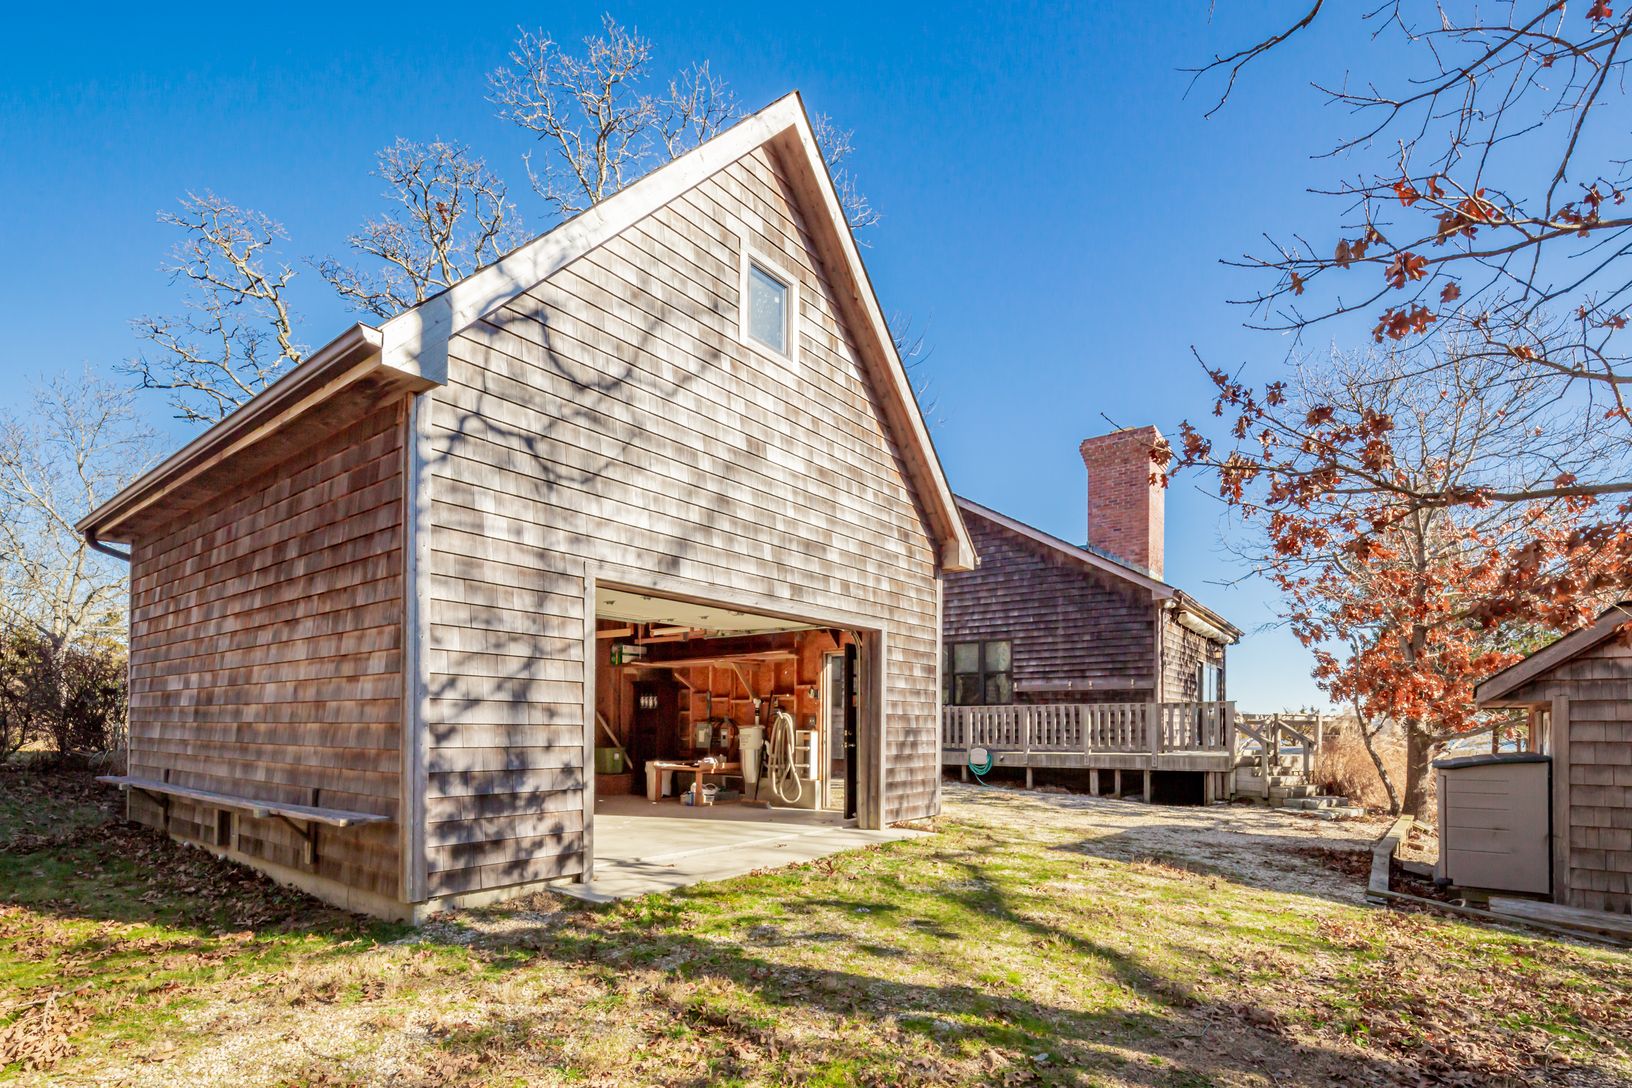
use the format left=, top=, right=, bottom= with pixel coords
left=1551, top=694, right=1571, bottom=905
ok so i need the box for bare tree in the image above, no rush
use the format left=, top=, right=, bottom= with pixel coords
left=489, top=19, right=883, bottom=241
left=1189, top=2, right=1632, bottom=512
left=124, top=193, right=303, bottom=423
left=0, top=372, right=152, bottom=650
left=317, top=139, right=528, bottom=320
left=489, top=16, right=731, bottom=218
left=813, top=114, right=880, bottom=237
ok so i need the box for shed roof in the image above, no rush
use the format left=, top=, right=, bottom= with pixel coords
left=1474, top=601, right=1632, bottom=706
left=78, top=93, right=975, bottom=570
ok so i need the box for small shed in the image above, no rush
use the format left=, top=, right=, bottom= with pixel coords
left=1475, top=604, right=1632, bottom=915
left=1433, top=753, right=1551, bottom=896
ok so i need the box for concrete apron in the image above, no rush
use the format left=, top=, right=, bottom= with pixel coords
left=565, top=795, right=921, bottom=902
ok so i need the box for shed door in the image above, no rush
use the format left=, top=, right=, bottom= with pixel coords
left=1438, top=760, right=1551, bottom=895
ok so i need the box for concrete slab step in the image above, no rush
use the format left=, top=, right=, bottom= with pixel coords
left=1279, top=796, right=1366, bottom=818
left=1269, top=784, right=1319, bottom=800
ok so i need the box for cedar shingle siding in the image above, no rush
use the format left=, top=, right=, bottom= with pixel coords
left=945, top=511, right=1157, bottom=701
left=127, top=393, right=405, bottom=898
left=422, top=146, right=942, bottom=895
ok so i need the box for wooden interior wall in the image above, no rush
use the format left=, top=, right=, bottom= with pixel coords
left=126, top=394, right=406, bottom=897
left=422, top=144, right=942, bottom=896
left=944, top=511, right=1157, bottom=702
left=1506, top=641, right=1632, bottom=914
left=592, top=628, right=847, bottom=787
left=1161, top=615, right=1227, bottom=703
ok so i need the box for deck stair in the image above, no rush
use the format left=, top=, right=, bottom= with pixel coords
left=1234, top=720, right=1365, bottom=819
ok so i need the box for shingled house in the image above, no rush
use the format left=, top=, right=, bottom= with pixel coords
left=77, top=94, right=974, bottom=919
left=941, top=427, right=1241, bottom=802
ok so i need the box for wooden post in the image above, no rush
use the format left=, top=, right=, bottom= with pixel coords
left=1114, top=769, right=1122, bottom=798
left=1204, top=772, right=1217, bottom=805
left=1089, top=768, right=1100, bottom=795
left=1551, top=695, right=1571, bottom=905
left=1146, top=701, right=1161, bottom=804
left=961, top=762, right=968, bottom=783
left=1261, top=718, right=1274, bottom=800
left=1025, top=767, right=1033, bottom=790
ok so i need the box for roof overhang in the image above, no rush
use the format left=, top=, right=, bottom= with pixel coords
left=81, top=94, right=974, bottom=571
left=1475, top=602, right=1632, bottom=707
left=954, top=495, right=1240, bottom=643
left=955, top=495, right=1171, bottom=595
left=376, top=92, right=974, bottom=572
left=1170, top=596, right=1241, bottom=644
left=76, top=324, right=434, bottom=543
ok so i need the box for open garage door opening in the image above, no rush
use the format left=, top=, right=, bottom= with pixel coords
left=587, top=586, right=877, bottom=888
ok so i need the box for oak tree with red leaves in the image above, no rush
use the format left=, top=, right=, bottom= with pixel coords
left=1186, top=2, right=1632, bottom=530
left=1168, top=3, right=1632, bottom=809
left=1169, top=347, right=1613, bottom=816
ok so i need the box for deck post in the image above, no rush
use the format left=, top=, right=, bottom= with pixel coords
left=1204, top=771, right=1216, bottom=805
left=1089, top=768, right=1100, bottom=795
left=1114, top=769, right=1122, bottom=797
left=961, top=763, right=967, bottom=782
left=1143, top=769, right=1152, bottom=803
left=1025, top=767, right=1033, bottom=789
left=1261, top=718, right=1274, bottom=800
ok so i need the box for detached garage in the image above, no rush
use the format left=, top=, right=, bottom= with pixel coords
left=1474, top=603, right=1632, bottom=916
left=78, top=93, right=974, bottom=920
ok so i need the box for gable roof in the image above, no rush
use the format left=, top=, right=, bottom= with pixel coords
left=955, top=495, right=1240, bottom=642
left=79, top=93, right=975, bottom=571
left=1475, top=601, right=1632, bottom=705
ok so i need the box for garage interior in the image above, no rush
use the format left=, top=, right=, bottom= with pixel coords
left=592, top=587, right=860, bottom=826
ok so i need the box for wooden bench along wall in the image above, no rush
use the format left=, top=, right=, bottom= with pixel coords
left=126, top=391, right=406, bottom=900
left=422, top=144, right=942, bottom=898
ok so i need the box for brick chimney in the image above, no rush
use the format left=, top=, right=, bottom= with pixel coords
left=1079, top=426, right=1164, bottom=579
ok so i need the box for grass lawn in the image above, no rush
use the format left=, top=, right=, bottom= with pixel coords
left=1, top=769, right=1628, bottom=1087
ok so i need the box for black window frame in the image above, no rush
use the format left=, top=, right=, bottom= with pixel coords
left=944, top=638, right=1013, bottom=706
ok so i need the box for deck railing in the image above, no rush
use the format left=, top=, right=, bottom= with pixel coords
left=942, top=701, right=1235, bottom=757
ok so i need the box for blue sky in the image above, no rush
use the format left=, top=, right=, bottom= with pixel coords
left=0, top=3, right=1361, bottom=709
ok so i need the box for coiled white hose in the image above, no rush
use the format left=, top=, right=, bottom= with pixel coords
left=765, top=709, right=804, bottom=804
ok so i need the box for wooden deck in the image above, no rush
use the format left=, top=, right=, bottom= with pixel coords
left=942, top=701, right=1237, bottom=799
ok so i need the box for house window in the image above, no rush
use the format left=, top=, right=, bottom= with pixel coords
left=746, top=262, right=789, bottom=354
left=737, top=236, right=799, bottom=367
left=1196, top=661, right=1221, bottom=702
left=944, top=640, right=1012, bottom=705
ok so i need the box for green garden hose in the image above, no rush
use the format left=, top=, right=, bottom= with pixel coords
left=967, top=746, right=994, bottom=781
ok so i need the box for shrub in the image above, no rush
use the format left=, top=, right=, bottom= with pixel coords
left=1313, top=722, right=1408, bottom=814
left=0, top=623, right=127, bottom=764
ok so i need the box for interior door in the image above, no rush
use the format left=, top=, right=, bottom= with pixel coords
left=630, top=678, right=679, bottom=779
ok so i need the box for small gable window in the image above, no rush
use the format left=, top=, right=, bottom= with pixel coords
left=746, top=261, right=790, bottom=355
left=737, top=235, right=799, bottom=368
